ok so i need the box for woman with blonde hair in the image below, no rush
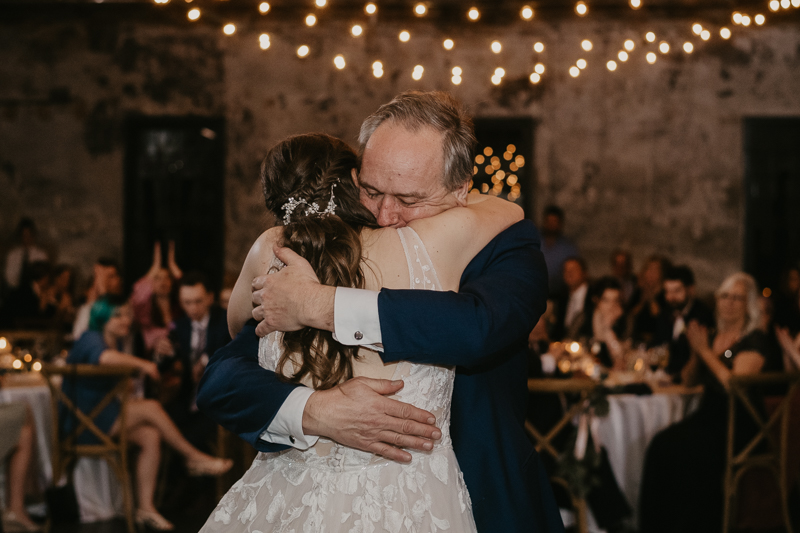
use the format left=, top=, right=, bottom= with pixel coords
left=639, top=272, right=769, bottom=533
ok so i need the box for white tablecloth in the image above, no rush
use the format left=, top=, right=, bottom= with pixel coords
left=592, top=391, right=701, bottom=531
left=0, top=383, right=122, bottom=522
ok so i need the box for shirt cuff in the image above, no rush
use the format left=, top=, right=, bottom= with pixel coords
left=333, top=287, right=383, bottom=351
left=259, top=387, right=319, bottom=450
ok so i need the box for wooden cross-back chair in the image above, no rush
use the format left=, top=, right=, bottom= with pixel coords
left=0, top=329, right=64, bottom=358
left=41, top=364, right=138, bottom=533
left=723, top=372, right=800, bottom=533
left=526, top=378, right=598, bottom=533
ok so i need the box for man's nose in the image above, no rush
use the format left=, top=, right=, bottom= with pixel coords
left=376, top=198, right=401, bottom=228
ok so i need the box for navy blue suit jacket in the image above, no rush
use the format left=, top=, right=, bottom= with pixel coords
left=197, top=220, right=564, bottom=533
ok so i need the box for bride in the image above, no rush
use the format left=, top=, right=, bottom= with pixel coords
left=200, top=132, right=522, bottom=532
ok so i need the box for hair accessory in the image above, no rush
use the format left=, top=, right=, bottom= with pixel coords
left=281, top=184, right=337, bottom=225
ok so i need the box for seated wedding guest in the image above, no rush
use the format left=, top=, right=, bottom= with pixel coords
left=651, top=265, right=715, bottom=379
left=629, top=254, right=671, bottom=344
left=132, top=242, right=182, bottom=355
left=580, top=276, right=627, bottom=368
left=4, top=218, right=48, bottom=291
left=72, top=257, right=123, bottom=340
left=155, top=272, right=230, bottom=451
left=63, top=296, right=232, bottom=531
left=1, top=403, right=39, bottom=532
left=1, top=261, right=54, bottom=328
left=776, top=325, right=800, bottom=371
left=609, top=249, right=637, bottom=307
left=540, top=205, right=579, bottom=295
left=639, top=272, right=769, bottom=533
left=550, top=256, right=589, bottom=341
left=216, top=272, right=237, bottom=311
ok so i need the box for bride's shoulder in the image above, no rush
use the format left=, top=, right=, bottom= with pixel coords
left=247, top=227, right=282, bottom=263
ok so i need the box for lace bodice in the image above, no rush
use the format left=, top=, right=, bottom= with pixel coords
left=204, top=227, right=475, bottom=533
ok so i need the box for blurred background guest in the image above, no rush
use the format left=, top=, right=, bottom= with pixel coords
left=1, top=403, right=39, bottom=532
left=63, top=296, right=232, bottom=531
left=581, top=276, right=627, bottom=369
left=132, top=242, right=183, bottom=356
left=540, top=205, right=579, bottom=296
left=72, top=257, right=123, bottom=340
left=4, top=218, right=48, bottom=292
left=550, top=256, right=589, bottom=341
left=43, top=264, right=76, bottom=331
left=651, top=265, right=715, bottom=380
left=155, top=272, right=230, bottom=452
left=609, top=249, right=637, bottom=308
left=629, top=255, right=672, bottom=344
left=1, top=261, right=53, bottom=329
left=639, top=272, right=772, bottom=533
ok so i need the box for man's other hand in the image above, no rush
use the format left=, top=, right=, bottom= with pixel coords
left=252, top=246, right=335, bottom=336
left=302, top=377, right=441, bottom=463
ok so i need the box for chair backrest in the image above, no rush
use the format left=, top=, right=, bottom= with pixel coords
left=40, top=364, right=137, bottom=482
left=0, top=329, right=64, bottom=360
left=526, top=378, right=597, bottom=459
left=725, top=372, right=800, bottom=531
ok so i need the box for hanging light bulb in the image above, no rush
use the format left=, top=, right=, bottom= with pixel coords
left=581, top=39, right=593, bottom=51
left=769, top=0, right=780, bottom=10
left=494, top=67, right=506, bottom=77
left=258, top=33, right=270, bottom=49
left=414, top=3, right=427, bottom=16
left=223, top=23, right=236, bottom=35
left=754, top=14, right=765, bottom=24
left=646, top=51, right=657, bottom=63
left=365, top=2, right=377, bottom=15
left=534, top=63, right=545, bottom=74
left=297, top=45, right=310, bottom=58
left=258, top=2, right=270, bottom=14
left=692, top=23, right=703, bottom=35
left=606, top=60, right=617, bottom=71
left=741, top=14, right=752, bottom=25
left=333, top=55, right=346, bottom=69
left=530, top=72, right=541, bottom=83
left=412, top=65, right=424, bottom=80
left=700, top=29, right=710, bottom=40
left=468, top=7, right=480, bottom=20
left=683, top=42, right=693, bottom=53
left=624, top=39, right=635, bottom=51
left=575, top=2, right=588, bottom=15
left=645, top=32, right=656, bottom=42
left=305, top=14, right=317, bottom=26
left=399, top=30, right=410, bottom=42
left=491, top=74, right=502, bottom=85
left=491, top=41, right=502, bottom=53
left=452, top=75, right=462, bottom=85
left=630, top=0, right=641, bottom=8
left=315, top=0, right=326, bottom=7
left=576, top=59, right=587, bottom=69
left=452, top=66, right=463, bottom=76
left=659, top=41, right=670, bottom=53
left=187, top=8, right=200, bottom=20
left=792, top=0, right=799, bottom=8
left=533, top=42, right=545, bottom=53
left=521, top=6, right=534, bottom=20
left=443, top=39, right=454, bottom=50
left=351, top=24, right=363, bottom=36
left=732, top=12, right=743, bottom=23
left=618, top=51, right=629, bottom=61
left=720, top=27, right=732, bottom=39
left=780, top=0, right=790, bottom=8
left=569, top=66, right=580, bottom=77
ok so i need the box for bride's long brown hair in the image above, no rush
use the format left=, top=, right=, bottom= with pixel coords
left=261, top=133, right=378, bottom=390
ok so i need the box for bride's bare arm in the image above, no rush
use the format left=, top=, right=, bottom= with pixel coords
left=228, top=228, right=282, bottom=337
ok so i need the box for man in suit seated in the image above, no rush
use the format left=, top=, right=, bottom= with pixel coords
left=550, top=256, right=590, bottom=341
left=156, top=271, right=230, bottom=451
left=651, top=265, right=715, bottom=379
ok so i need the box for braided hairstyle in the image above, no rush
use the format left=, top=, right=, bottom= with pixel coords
left=261, top=133, right=378, bottom=390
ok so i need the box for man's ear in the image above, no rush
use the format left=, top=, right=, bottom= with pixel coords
left=351, top=168, right=359, bottom=186
left=452, top=181, right=470, bottom=206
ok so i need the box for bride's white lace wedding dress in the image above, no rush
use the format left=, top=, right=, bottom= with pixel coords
left=200, top=227, right=476, bottom=533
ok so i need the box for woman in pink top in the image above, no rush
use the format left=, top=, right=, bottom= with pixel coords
left=131, top=241, right=183, bottom=353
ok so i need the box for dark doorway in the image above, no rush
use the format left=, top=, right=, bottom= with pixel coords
left=124, top=116, right=225, bottom=292
left=473, top=118, right=536, bottom=218
left=744, top=117, right=800, bottom=292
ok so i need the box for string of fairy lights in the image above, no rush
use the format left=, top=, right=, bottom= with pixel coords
left=153, top=0, right=800, bottom=85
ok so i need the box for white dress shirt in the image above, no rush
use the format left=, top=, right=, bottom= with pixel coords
left=564, top=283, right=588, bottom=330
left=260, top=287, right=382, bottom=449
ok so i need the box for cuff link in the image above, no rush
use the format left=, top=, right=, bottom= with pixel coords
left=354, top=331, right=364, bottom=341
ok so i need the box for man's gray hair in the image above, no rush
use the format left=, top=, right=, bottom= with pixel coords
left=359, top=91, right=476, bottom=192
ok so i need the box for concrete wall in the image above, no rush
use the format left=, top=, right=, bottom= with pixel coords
left=1, top=12, right=799, bottom=292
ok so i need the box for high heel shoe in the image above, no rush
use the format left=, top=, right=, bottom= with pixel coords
left=186, top=457, right=233, bottom=477
left=135, top=509, right=174, bottom=531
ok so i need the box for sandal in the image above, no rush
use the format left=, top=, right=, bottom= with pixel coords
left=135, top=509, right=174, bottom=531
left=186, top=457, right=233, bottom=477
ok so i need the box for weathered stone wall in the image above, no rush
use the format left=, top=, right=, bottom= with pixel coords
left=1, top=12, right=799, bottom=293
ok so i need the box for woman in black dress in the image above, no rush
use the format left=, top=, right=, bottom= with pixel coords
left=639, top=272, right=770, bottom=533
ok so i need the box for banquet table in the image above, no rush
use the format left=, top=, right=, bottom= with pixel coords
left=590, top=385, right=702, bottom=532
left=0, top=374, right=123, bottom=522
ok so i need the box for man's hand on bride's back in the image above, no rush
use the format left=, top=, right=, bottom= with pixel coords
left=302, top=377, right=442, bottom=463
left=252, top=246, right=336, bottom=336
